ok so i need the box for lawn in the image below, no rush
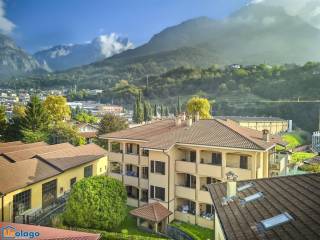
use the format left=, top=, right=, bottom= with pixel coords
left=291, top=152, right=316, bottom=164
left=170, top=221, right=214, bottom=240
left=282, top=132, right=306, bottom=150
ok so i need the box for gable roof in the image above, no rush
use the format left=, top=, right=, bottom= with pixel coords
left=216, top=116, right=286, bottom=122
left=207, top=174, right=320, bottom=240
left=130, top=202, right=172, bottom=222
left=0, top=142, right=48, bottom=154
left=0, top=143, right=107, bottom=194
left=2, top=143, right=73, bottom=162
left=0, top=222, right=100, bottom=240
left=0, top=141, right=23, bottom=147
left=35, top=144, right=107, bottom=171
left=102, top=119, right=284, bottom=151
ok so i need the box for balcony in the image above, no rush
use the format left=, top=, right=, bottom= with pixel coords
left=176, top=160, right=196, bottom=174
left=198, top=164, right=222, bottom=179
left=108, top=152, right=122, bottom=162
left=174, top=211, right=196, bottom=225
left=127, top=198, right=139, bottom=207
left=140, top=156, right=149, bottom=166
left=198, top=190, right=212, bottom=204
left=225, top=167, right=251, bottom=180
left=124, top=175, right=139, bottom=187
left=109, top=172, right=122, bottom=181
left=124, top=153, right=139, bottom=165
left=196, top=216, right=214, bottom=229
left=176, top=186, right=196, bottom=201
left=140, top=178, right=148, bottom=189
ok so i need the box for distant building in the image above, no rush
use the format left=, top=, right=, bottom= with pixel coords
left=208, top=173, right=320, bottom=240
left=215, top=116, right=289, bottom=134
left=312, top=131, right=320, bottom=153
left=75, top=122, right=99, bottom=143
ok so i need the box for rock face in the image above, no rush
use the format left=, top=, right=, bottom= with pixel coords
left=34, top=34, right=134, bottom=71
left=0, top=33, right=44, bottom=79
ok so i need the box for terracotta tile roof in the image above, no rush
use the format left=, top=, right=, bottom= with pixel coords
left=130, top=202, right=172, bottom=222
left=215, top=116, right=286, bottom=122
left=0, top=141, right=23, bottom=147
left=0, top=142, right=48, bottom=154
left=35, top=144, right=107, bottom=171
left=0, top=222, right=100, bottom=240
left=79, top=132, right=97, bottom=138
left=304, top=155, right=320, bottom=165
left=2, top=143, right=74, bottom=162
left=0, top=143, right=107, bottom=194
left=100, top=119, right=182, bottom=141
left=207, top=174, right=320, bottom=240
left=0, top=157, right=60, bottom=194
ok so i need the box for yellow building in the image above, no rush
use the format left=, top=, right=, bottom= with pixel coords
left=100, top=117, right=287, bottom=229
left=0, top=141, right=107, bottom=223
left=216, top=116, right=289, bottom=134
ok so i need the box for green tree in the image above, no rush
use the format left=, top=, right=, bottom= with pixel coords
left=0, top=105, right=8, bottom=139
left=177, top=96, right=181, bottom=115
left=75, top=112, right=98, bottom=124
left=21, top=96, right=49, bottom=132
left=165, top=106, right=169, bottom=117
left=47, top=122, right=85, bottom=146
left=4, top=104, right=26, bottom=141
left=98, top=113, right=128, bottom=135
left=43, top=95, right=71, bottom=123
left=160, top=105, right=164, bottom=117
left=153, top=104, right=158, bottom=117
left=143, top=101, right=152, bottom=122
left=133, top=91, right=144, bottom=123
left=63, top=176, right=127, bottom=230
left=186, top=97, right=212, bottom=119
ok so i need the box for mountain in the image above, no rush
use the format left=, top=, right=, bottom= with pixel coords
left=0, top=33, right=45, bottom=79
left=34, top=34, right=133, bottom=71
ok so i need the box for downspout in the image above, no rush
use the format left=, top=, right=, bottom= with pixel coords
left=163, top=150, right=171, bottom=210
left=1, top=192, right=5, bottom=221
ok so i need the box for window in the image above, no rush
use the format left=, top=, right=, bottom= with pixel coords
left=70, top=177, right=77, bottom=188
left=141, top=189, right=148, bottom=202
left=261, top=212, right=293, bottom=230
left=84, top=165, right=93, bottom=178
left=151, top=160, right=165, bottom=175
left=111, top=142, right=121, bottom=153
left=240, top=156, right=248, bottom=169
left=185, top=174, right=196, bottom=188
left=142, top=167, right=149, bottom=179
left=142, top=149, right=149, bottom=156
left=13, top=189, right=31, bottom=216
left=212, top=152, right=222, bottom=165
left=150, top=185, right=165, bottom=201
left=190, top=151, right=196, bottom=162
left=42, top=179, right=57, bottom=208
left=206, top=204, right=214, bottom=214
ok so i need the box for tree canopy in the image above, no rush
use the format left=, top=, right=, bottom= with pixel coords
left=98, top=113, right=128, bottom=135
left=186, top=97, right=212, bottom=119
left=43, top=95, right=71, bottom=123
left=63, top=176, right=127, bottom=230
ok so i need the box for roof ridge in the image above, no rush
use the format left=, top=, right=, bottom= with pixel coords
left=215, top=119, right=266, bottom=150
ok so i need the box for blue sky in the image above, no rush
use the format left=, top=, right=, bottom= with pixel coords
left=5, top=0, right=248, bottom=53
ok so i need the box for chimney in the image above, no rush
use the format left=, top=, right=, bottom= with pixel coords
left=262, top=129, right=270, bottom=142
left=175, top=117, right=182, bottom=126
left=226, top=171, right=238, bottom=199
left=195, top=112, right=200, bottom=122
left=181, top=112, right=186, bottom=121
left=187, top=117, right=192, bottom=127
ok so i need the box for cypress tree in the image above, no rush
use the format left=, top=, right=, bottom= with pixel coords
left=160, top=105, right=164, bottom=117
left=177, top=96, right=181, bottom=115
left=153, top=104, right=157, bottom=117
left=165, top=106, right=169, bottom=117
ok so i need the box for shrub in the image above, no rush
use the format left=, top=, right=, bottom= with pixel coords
left=291, top=152, right=316, bottom=164
left=299, top=164, right=320, bottom=173
left=63, top=176, right=127, bottom=230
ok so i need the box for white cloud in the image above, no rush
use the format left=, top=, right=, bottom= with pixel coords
left=249, top=0, right=320, bottom=28
left=0, top=0, right=15, bottom=34
left=93, top=33, right=134, bottom=57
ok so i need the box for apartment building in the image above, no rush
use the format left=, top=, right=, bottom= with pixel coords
left=208, top=173, right=320, bottom=240
left=100, top=117, right=287, bottom=229
left=0, top=142, right=107, bottom=223
left=216, top=116, right=289, bottom=134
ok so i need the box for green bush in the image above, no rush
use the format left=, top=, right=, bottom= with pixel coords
left=282, top=133, right=304, bottom=149
left=299, top=164, right=320, bottom=173
left=291, top=152, right=316, bottom=164
left=63, top=176, right=127, bottom=230
left=170, top=221, right=213, bottom=240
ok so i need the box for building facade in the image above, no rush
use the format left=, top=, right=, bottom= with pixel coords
left=100, top=117, right=287, bottom=229
left=0, top=142, right=107, bottom=223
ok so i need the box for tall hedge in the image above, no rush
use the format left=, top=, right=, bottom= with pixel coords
left=63, top=176, right=127, bottom=230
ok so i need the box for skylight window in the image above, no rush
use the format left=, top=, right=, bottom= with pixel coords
left=237, top=182, right=254, bottom=192
left=261, top=212, right=293, bottom=230
left=240, top=192, right=263, bottom=205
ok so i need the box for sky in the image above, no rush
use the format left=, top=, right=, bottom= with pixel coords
left=2, top=0, right=248, bottom=53
left=2, top=0, right=320, bottom=53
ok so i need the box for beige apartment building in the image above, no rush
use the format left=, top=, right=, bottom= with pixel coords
left=100, top=117, right=287, bottom=229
